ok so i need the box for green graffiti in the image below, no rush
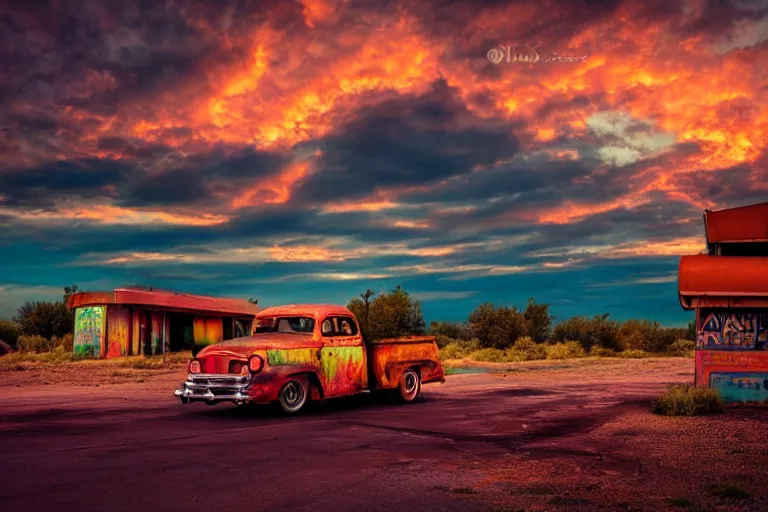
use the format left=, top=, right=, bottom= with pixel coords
left=267, top=348, right=317, bottom=366
left=320, top=346, right=363, bottom=382
left=74, top=306, right=105, bottom=357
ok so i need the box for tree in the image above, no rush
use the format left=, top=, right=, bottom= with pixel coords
left=428, top=321, right=472, bottom=341
left=63, top=285, right=79, bottom=303
left=14, top=301, right=71, bottom=339
left=468, top=303, right=527, bottom=349
left=553, top=313, right=620, bottom=351
left=347, top=286, right=424, bottom=342
left=523, top=298, right=553, bottom=343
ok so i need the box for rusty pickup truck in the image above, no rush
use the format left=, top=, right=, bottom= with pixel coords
left=174, top=304, right=444, bottom=413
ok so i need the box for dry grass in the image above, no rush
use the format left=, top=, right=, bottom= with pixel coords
left=651, top=385, right=723, bottom=416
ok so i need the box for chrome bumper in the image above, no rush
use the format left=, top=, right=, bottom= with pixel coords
left=175, top=373, right=251, bottom=405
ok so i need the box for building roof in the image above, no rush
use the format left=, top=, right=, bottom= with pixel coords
left=678, top=255, right=768, bottom=309
left=67, top=288, right=259, bottom=317
left=705, top=201, right=768, bottom=244
left=256, top=304, right=355, bottom=318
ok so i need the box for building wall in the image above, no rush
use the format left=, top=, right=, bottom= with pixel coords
left=131, top=308, right=142, bottom=356
left=193, top=316, right=223, bottom=356
left=107, top=305, right=131, bottom=358
left=74, top=306, right=106, bottom=357
left=696, top=308, right=768, bottom=404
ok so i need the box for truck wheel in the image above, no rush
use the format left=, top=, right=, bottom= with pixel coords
left=278, top=378, right=308, bottom=414
left=398, top=369, right=421, bottom=402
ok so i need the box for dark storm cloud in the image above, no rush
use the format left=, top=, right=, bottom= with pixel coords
left=674, top=162, right=768, bottom=204
left=296, top=80, right=521, bottom=203
left=0, top=158, right=132, bottom=207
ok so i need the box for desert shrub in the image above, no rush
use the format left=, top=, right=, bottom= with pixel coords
left=470, top=347, right=507, bottom=362
left=468, top=303, right=528, bottom=349
left=651, top=385, right=723, bottom=416
left=668, top=339, right=695, bottom=356
left=429, top=321, right=473, bottom=342
left=552, top=313, right=620, bottom=351
left=523, top=298, right=553, bottom=343
left=14, top=300, right=71, bottom=339
left=347, top=286, right=425, bottom=342
left=507, top=336, right=547, bottom=361
left=0, top=320, right=22, bottom=348
left=17, top=334, right=55, bottom=353
left=546, top=341, right=587, bottom=360
left=53, top=333, right=74, bottom=352
left=589, top=346, right=616, bottom=357
left=440, top=343, right=468, bottom=360
left=435, top=334, right=461, bottom=348
left=617, top=349, right=651, bottom=359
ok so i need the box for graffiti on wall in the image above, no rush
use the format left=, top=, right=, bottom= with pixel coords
left=710, top=372, right=768, bottom=403
left=697, top=310, right=768, bottom=350
left=74, top=306, right=105, bottom=357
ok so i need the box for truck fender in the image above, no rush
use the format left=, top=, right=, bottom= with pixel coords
left=384, top=360, right=435, bottom=382
left=286, top=371, right=324, bottom=400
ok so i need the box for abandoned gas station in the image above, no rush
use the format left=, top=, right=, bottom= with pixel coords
left=66, top=288, right=259, bottom=358
left=678, top=201, right=768, bottom=404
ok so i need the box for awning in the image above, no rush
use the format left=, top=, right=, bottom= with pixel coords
left=67, top=288, right=259, bottom=317
left=705, top=202, right=768, bottom=244
left=678, top=254, right=768, bottom=309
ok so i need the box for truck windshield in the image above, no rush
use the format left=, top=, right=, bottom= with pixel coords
left=254, top=316, right=315, bottom=335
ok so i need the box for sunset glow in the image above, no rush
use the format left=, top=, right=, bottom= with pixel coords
left=1, top=0, right=766, bottom=323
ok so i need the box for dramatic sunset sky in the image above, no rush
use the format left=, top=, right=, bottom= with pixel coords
left=1, top=0, right=767, bottom=324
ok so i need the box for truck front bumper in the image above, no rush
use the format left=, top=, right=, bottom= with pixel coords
left=174, top=373, right=251, bottom=405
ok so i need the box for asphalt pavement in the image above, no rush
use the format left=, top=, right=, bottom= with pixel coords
left=0, top=371, right=669, bottom=512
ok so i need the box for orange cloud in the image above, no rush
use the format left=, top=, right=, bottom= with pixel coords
left=0, top=202, right=230, bottom=227
left=231, top=160, right=313, bottom=209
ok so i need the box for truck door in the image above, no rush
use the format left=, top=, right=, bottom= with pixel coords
left=319, top=315, right=367, bottom=395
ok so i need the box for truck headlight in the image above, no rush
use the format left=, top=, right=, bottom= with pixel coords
left=248, top=355, right=264, bottom=373
left=188, top=359, right=202, bottom=374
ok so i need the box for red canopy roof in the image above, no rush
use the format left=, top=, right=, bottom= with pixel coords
left=678, top=254, right=768, bottom=309
left=705, top=201, right=768, bottom=244
left=67, top=288, right=259, bottom=317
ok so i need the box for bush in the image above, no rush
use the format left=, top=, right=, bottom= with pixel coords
left=546, top=341, right=587, bottom=360
left=507, top=336, right=546, bottom=361
left=589, top=346, right=616, bottom=357
left=468, top=303, right=528, bottom=349
left=435, top=334, right=460, bottom=348
left=617, top=349, right=651, bottom=358
left=53, top=333, right=74, bottom=352
left=0, top=320, right=22, bottom=348
left=14, top=300, right=71, bottom=339
left=469, top=347, right=507, bottom=363
left=429, top=321, right=473, bottom=342
left=651, top=385, right=723, bottom=416
left=440, top=342, right=468, bottom=360
left=668, top=339, right=695, bottom=356
left=17, top=335, right=55, bottom=353
left=552, top=314, right=620, bottom=351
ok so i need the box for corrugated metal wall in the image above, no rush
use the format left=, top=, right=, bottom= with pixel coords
left=107, top=305, right=130, bottom=358
left=193, top=316, right=223, bottom=355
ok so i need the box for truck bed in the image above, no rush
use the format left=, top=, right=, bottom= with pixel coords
left=367, top=335, right=444, bottom=389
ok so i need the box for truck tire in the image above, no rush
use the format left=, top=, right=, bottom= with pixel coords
left=278, top=378, right=308, bottom=414
left=398, top=368, right=421, bottom=402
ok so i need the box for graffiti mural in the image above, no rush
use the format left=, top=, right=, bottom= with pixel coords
left=710, top=372, right=768, bottom=404
left=74, top=306, right=105, bottom=357
left=697, top=309, right=768, bottom=350
left=697, top=309, right=768, bottom=404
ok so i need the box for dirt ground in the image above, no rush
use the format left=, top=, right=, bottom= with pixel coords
left=1, top=357, right=767, bottom=512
